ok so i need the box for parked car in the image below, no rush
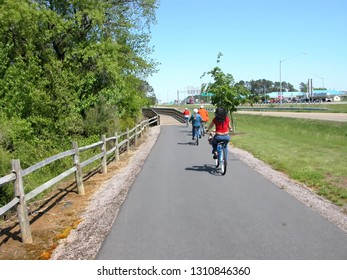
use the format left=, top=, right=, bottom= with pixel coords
left=323, top=98, right=332, bottom=102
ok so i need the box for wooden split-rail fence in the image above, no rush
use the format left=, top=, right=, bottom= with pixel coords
left=0, top=115, right=159, bottom=244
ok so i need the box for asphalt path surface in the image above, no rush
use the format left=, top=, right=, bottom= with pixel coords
left=97, top=123, right=347, bottom=260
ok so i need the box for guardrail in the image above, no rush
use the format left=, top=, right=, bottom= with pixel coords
left=0, top=115, right=159, bottom=243
left=149, top=107, right=186, bottom=123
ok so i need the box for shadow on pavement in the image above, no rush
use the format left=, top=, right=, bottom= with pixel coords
left=177, top=142, right=199, bottom=145
left=185, top=164, right=223, bottom=176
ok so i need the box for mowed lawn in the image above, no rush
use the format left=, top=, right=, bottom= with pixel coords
left=231, top=114, right=347, bottom=207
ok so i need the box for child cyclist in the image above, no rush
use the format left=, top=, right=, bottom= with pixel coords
left=198, top=105, right=209, bottom=135
left=189, top=108, right=203, bottom=140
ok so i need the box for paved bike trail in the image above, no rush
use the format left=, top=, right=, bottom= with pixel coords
left=96, top=124, right=347, bottom=260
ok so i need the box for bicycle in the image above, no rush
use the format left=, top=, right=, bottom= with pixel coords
left=193, top=126, right=200, bottom=145
left=185, top=117, right=189, bottom=127
left=207, top=130, right=230, bottom=175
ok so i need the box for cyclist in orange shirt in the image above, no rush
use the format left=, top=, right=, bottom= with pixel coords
left=198, top=105, right=209, bottom=136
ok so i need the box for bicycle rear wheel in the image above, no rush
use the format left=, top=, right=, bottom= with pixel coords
left=215, top=143, right=221, bottom=167
left=201, top=123, right=205, bottom=137
left=220, top=149, right=227, bottom=175
left=215, top=157, right=219, bottom=168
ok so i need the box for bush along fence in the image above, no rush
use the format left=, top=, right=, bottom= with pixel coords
left=0, top=115, right=159, bottom=244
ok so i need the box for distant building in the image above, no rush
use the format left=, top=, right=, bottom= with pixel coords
left=267, top=90, right=345, bottom=102
left=307, top=89, right=344, bottom=102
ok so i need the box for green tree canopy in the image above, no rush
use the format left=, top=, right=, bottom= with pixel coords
left=0, top=0, right=158, bottom=140
left=201, top=53, right=250, bottom=117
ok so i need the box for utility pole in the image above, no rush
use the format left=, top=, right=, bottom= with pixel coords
left=279, top=52, right=308, bottom=105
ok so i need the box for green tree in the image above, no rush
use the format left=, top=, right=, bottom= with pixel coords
left=300, top=82, right=308, bottom=92
left=0, top=0, right=158, bottom=140
left=201, top=53, right=250, bottom=131
left=0, top=0, right=159, bottom=205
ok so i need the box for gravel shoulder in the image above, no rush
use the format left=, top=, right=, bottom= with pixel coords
left=51, top=122, right=346, bottom=260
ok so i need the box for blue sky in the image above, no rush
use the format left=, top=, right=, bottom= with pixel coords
left=146, top=0, right=347, bottom=103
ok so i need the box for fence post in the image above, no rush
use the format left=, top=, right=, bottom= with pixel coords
left=101, top=135, right=107, bottom=174
left=135, top=125, right=138, bottom=146
left=126, top=128, right=130, bottom=154
left=139, top=123, right=142, bottom=140
left=144, top=120, right=147, bottom=133
left=11, top=159, right=32, bottom=244
left=72, top=141, right=85, bottom=195
left=115, top=132, right=119, bottom=162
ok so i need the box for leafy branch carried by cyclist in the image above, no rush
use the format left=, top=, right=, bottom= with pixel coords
left=200, top=52, right=251, bottom=132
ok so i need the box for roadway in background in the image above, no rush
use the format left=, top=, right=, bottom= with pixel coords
left=236, top=111, right=347, bottom=122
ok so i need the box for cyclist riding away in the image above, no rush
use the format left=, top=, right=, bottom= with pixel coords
left=198, top=105, right=209, bottom=135
left=183, top=108, right=190, bottom=126
left=189, top=108, right=202, bottom=140
left=206, top=107, right=232, bottom=159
